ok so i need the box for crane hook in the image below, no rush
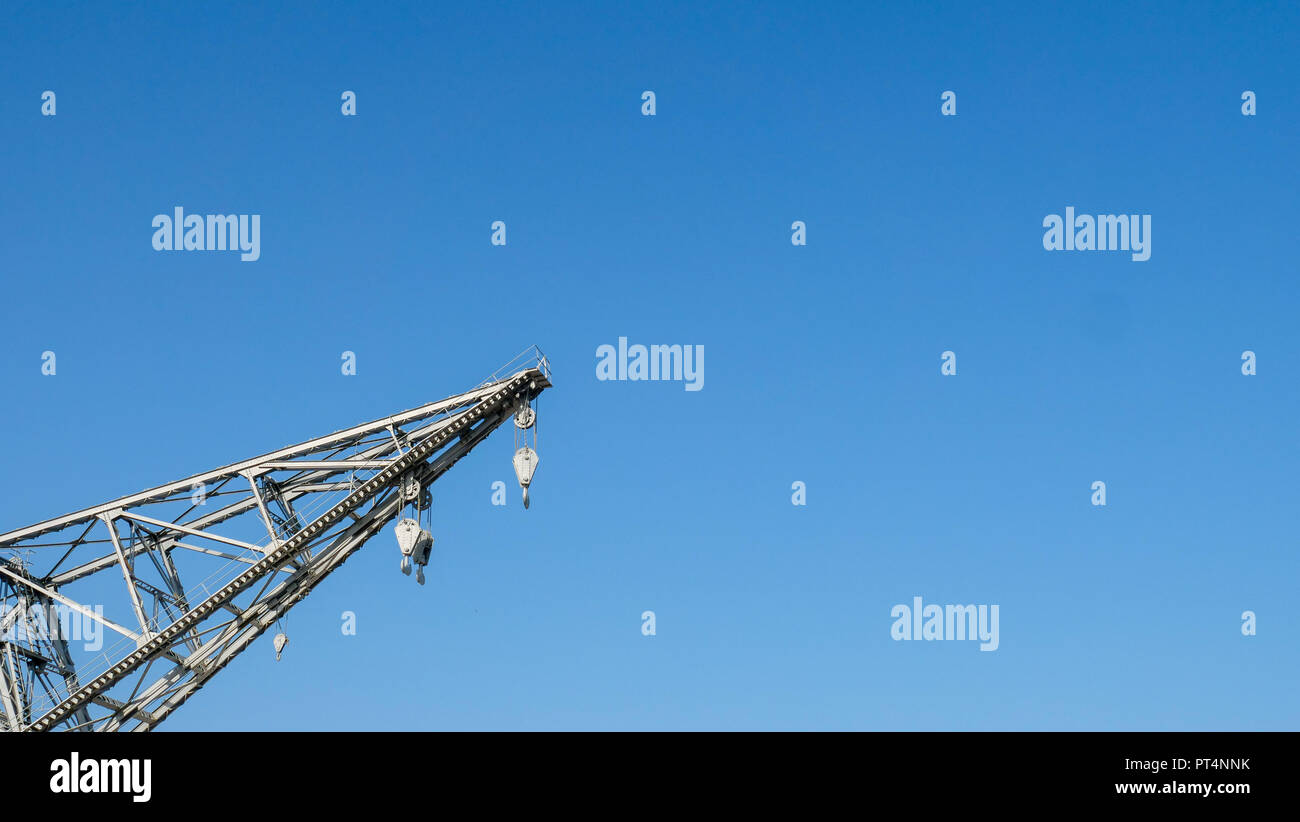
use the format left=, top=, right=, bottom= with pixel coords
left=513, top=447, right=538, bottom=510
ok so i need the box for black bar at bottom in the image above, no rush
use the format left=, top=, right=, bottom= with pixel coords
left=1, top=731, right=1285, bottom=809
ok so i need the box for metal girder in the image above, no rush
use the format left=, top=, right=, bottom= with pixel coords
left=0, top=349, right=551, bottom=731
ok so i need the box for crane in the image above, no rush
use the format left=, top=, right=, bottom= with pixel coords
left=0, top=348, right=550, bottom=731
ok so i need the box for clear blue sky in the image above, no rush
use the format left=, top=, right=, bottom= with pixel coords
left=1, top=1, right=1296, bottom=730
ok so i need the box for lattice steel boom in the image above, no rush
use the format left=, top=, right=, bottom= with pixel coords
left=0, top=350, right=551, bottom=731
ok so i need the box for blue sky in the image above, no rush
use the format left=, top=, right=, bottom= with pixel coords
left=1, top=0, right=1297, bottom=729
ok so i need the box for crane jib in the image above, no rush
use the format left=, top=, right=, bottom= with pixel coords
left=5, top=361, right=550, bottom=733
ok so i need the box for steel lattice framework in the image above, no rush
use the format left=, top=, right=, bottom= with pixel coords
left=0, top=351, right=550, bottom=731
